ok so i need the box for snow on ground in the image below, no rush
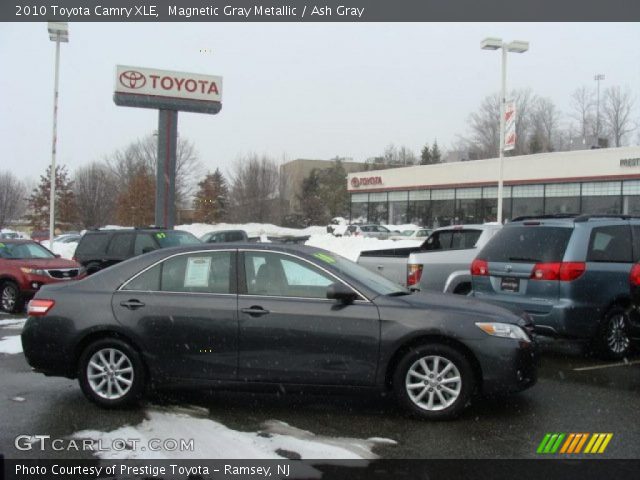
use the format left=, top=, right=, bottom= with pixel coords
left=0, top=335, right=22, bottom=354
left=72, top=406, right=395, bottom=461
left=41, top=240, right=78, bottom=260
left=0, top=318, right=27, bottom=330
left=305, top=234, right=422, bottom=261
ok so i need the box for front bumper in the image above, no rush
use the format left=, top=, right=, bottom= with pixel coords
left=467, top=335, right=539, bottom=395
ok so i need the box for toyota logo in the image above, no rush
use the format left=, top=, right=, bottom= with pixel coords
left=119, top=70, right=146, bottom=89
left=351, top=177, right=361, bottom=188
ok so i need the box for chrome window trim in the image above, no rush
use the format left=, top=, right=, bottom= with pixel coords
left=240, top=249, right=371, bottom=302
left=118, top=248, right=236, bottom=292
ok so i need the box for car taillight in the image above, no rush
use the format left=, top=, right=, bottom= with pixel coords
left=530, top=262, right=585, bottom=281
left=407, top=264, right=423, bottom=286
left=630, top=264, right=640, bottom=286
left=471, top=259, right=489, bottom=276
left=27, top=299, right=55, bottom=316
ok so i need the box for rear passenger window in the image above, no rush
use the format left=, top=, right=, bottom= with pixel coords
left=587, top=226, right=632, bottom=263
left=160, top=252, right=233, bottom=294
left=134, top=234, right=157, bottom=256
left=123, top=264, right=161, bottom=291
left=76, top=233, right=110, bottom=255
left=107, top=234, right=134, bottom=257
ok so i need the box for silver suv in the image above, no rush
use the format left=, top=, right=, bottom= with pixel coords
left=472, top=214, right=640, bottom=359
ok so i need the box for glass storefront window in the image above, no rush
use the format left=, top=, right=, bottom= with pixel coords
left=350, top=193, right=368, bottom=223
left=388, top=191, right=409, bottom=225
left=455, top=188, right=482, bottom=224
left=368, top=192, right=388, bottom=224
left=581, top=181, right=622, bottom=215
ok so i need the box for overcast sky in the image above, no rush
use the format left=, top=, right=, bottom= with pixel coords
left=1, top=22, right=639, bottom=182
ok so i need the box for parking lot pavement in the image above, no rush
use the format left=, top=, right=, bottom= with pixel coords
left=1, top=312, right=639, bottom=459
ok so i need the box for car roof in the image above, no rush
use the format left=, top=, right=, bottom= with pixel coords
left=508, top=214, right=640, bottom=225
left=432, top=224, right=495, bottom=232
left=0, top=239, right=35, bottom=244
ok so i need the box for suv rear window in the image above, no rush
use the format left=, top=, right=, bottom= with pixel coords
left=75, top=233, right=110, bottom=255
left=479, top=226, right=573, bottom=263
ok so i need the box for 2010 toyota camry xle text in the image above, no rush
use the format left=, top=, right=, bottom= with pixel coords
left=21, top=244, right=537, bottom=420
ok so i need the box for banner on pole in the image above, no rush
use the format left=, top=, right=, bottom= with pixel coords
left=504, top=99, right=516, bottom=151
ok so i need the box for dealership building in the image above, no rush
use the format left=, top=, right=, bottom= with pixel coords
left=346, top=146, right=640, bottom=227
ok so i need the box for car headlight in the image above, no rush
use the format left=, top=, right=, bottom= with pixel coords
left=20, top=267, right=47, bottom=276
left=475, top=322, right=530, bottom=341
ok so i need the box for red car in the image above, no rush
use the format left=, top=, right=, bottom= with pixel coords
left=0, top=239, right=85, bottom=313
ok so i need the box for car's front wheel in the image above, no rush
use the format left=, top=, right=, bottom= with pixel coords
left=393, top=344, right=475, bottom=420
left=594, top=306, right=632, bottom=360
left=78, top=338, right=145, bottom=408
left=0, top=281, right=23, bottom=313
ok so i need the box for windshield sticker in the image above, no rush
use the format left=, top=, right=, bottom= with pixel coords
left=155, top=232, right=167, bottom=239
left=0, top=243, right=5, bottom=248
left=184, top=256, right=211, bottom=288
left=313, top=252, right=336, bottom=264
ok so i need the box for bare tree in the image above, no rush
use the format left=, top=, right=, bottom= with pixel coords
left=0, top=172, right=27, bottom=230
left=569, top=86, right=595, bottom=140
left=602, top=86, right=636, bottom=147
left=531, top=97, right=562, bottom=152
left=74, top=162, right=118, bottom=228
left=228, top=154, right=282, bottom=223
left=108, top=134, right=203, bottom=209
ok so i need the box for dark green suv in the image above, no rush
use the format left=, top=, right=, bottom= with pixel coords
left=73, top=228, right=201, bottom=274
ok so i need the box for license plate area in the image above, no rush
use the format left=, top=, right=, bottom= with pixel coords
left=500, top=276, right=520, bottom=292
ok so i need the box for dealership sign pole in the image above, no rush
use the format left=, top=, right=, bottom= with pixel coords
left=114, top=66, right=222, bottom=228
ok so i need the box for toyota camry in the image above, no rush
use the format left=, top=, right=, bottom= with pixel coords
left=21, top=244, right=537, bottom=420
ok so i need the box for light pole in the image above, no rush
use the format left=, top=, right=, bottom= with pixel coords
left=594, top=74, right=605, bottom=146
left=481, top=37, right=529, bottom=224
left=47, top=22, right=69, bottom=249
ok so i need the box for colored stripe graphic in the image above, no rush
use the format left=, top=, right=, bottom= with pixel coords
left=539, top=433, right=613, bottom=454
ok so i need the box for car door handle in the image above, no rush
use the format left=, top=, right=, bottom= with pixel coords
left=120, top=299, right=145, bottom=310
left=241, top=306, right=270, bottom=317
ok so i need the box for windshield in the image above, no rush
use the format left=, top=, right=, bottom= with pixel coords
left=0, top=242, right=55, bottom=259
left=154, top=231, right=201, bottom=248
left=311, top=251, right=409, bottom=297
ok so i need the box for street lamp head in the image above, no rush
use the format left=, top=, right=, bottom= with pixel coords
left=47, top=22, right=69, bottom=42
left=481, top=37, right=503, bottom=50
left=594, top=74, right=605, bottom=81
left=506, top=40, right=529, bottom=53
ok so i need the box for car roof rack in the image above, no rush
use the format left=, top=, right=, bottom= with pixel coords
left=574, top=214, right=640, bottom=222
left=511, top=214, right=579, bottom=222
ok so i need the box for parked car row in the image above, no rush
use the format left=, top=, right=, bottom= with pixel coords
left=359, top=214, right=640, bottom=360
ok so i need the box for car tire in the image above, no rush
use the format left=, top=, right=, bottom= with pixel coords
left=593, top=306, right=632, bottom=360
left=393, top=343, right=475, bottom=420
left=453, top=283, right=472, bottom=296
left=0, top=281, right=24, bottom=313
left=78, top=338, right=145, bottom=408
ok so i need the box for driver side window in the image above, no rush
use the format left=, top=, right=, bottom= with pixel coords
left=244, top=252, right=334, bottom=298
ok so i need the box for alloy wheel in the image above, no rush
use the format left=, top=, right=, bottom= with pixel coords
left=405, top=355, right=462, bottom=411
left=606, top=314, right=630, bottom=355
left=87, top=348, right=134, bottom=400
left=1, top=285, right=17, bottom=312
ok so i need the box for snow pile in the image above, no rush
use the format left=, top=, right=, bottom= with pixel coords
left=41, top=240, right=78, bottom=260
left=0, top=318, right=27, bottom=330
left=0, top=335, right=22, bottom=354
left=177, top=223, right=326, bottom=239
left=72, top=406, right=395, bottom=460
left=305, top=234, right=422, bottom=261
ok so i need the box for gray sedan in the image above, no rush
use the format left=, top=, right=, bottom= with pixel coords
left=21, top=244, right=537, bottom=420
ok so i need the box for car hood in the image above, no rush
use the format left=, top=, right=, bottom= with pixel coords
left=387, top=291, right=531, bottom=328
left=18, top=258, right=80, bottom=269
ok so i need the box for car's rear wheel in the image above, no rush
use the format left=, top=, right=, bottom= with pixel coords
left=393, top=344, right=475, bottom=420
left=78, top=338, right=145, bottom=408
left=1, top=281, right=23, bottom=313
left=594, top=306, right=632, bottom=360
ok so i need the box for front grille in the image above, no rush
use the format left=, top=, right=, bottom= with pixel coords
left=47, top=269, right=79, bottom=279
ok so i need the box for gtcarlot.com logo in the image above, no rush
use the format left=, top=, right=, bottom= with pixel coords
left=537, top=433, right=613, bottom=454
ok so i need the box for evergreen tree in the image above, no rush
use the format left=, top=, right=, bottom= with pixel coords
left=193, top=168, right=229, bottom=223
left=431, top=140, right=442, bottom=163
left=318, top=159, right=350, bottom=218
left=28, top=165, right=77, bottom=230
left=420, top=144, right=432, bottom=165
left=298, top=169, right=327, bottom=226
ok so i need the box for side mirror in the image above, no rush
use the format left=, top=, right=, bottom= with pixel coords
left=326, top=282, right=358, bottom=304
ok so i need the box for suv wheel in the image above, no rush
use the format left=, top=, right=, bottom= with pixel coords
left=78, top=338, right=145, bottom=408
left=393, top=344, right=475, bottom=420
left=594, top=306, right=632, bottom=360
left=86, top=263, right=102, bottom=275
left=1, top=281, right=23, bottom=313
